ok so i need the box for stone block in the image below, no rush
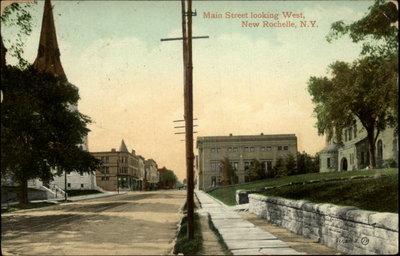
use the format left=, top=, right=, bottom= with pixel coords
left=259, top=247, right=306, bottom=255
left=224, top=239, right=289, bottom=250
left=368, top=212, right=398, bottom=232
left=223, top=231, right=277, bottom=240
left=344, top=209, right=373, bottom=224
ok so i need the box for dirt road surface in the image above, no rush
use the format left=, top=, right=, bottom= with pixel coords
left=1, top=190, right=185, bottom=255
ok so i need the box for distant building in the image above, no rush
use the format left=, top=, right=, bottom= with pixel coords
left=91, top=140, right=143, bottom=191
left=137, top=155, right=146, bottom=190
left=319, top=118, right=398, bottom=172
left=145, top=159, right=159, bottom=190
left=196, top=133, right=298, bottom=190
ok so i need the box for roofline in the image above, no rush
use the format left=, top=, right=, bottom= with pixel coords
left=197, top=134, right=297, bottom=143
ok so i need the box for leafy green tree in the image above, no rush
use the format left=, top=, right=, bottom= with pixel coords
left=220, top=157, right=236, bottom=185
left=273, top=157, right=286, bottom=178
left=327, top=0, right=397, bottom=57
left=309, top=0, right=398, bottom=169
left=158, top=167, right=177, bottom=189
left=1, top=2, right=36, bottom=68
left=308, top=54, right=397, bottom=169
left=297, top=152, right=319, bottom=174
left=248, top=159, right=264, bottom=181
left=1, top=66, right=100, bottom=204
left=285, top=154, right=297, bottom=176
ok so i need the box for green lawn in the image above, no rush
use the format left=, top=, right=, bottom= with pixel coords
left=262, top=174, right=398, bottom=213
left=208, top=168, right=398, bottom=208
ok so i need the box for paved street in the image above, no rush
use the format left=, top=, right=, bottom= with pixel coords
left=1, top=190, right=185, bottom=255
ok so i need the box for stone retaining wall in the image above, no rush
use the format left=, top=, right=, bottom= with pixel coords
left=249, top=194, right=398, bottom=255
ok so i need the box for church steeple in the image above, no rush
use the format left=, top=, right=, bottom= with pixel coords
left=33, top=0, right=66, bottom=80
left=119, top=140, right=129, bottom=153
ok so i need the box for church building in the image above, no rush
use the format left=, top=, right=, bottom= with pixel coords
left=28, top=0, right=97, bottom=192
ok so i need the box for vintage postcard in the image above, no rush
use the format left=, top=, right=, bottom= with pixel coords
left=1, top=0, right=398, bottom=255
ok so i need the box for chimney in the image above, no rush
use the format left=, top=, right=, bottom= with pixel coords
left=111, top=148, right=116, bottom=152
left=229, top=133, right=233, bottom=136
left=260, top=133, right=264, bottom=135
left=131, top=149, right=136, bottom=155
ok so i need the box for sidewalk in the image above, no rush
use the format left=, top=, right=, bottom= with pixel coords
left=1, top=191, right=126, bottom=208
left=195, top=190, right=304, bottom=255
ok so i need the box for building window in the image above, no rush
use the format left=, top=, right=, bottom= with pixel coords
left=244, top=161, right=250, bottom=171
left=360, top=152, right=365, bottom=165
left=244, top=147, right=249, bottom=152
left=216, top=148, right=221, bottom=153
left=278, top=146, right=282, bottom=151
left=266, top=146, right=272, bottom=151
left=250, top=147, right=255, bottom=152
left=228, top=147, right=232, bottom=152
left=283, top=146, right=288, bottom=150
left=344, top=131, right=348, bottom=142
left=233, top=147, right=238, bottom=152
left=81, top=184, right=84, bottom=188
left=211, top=148, right=215, bottom=153
left=327, top=158, right=331, bottom=168
left=211, top=162, right=219, bottom=172
left=349, top=128, right=352, bottom=141
left=211, top=176, right=216, bottom=187
left=262, top=161, right=272, bottom=174
left=67, top=183, right=71, bottom=188
left=353, top=124, right=357, bottom=138
left=232, top=162, right=238, bottom=170
left=260, top=147, right=265, bottom=151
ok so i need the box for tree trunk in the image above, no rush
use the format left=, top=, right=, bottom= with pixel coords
left=367, top=128, right=377, bottom=169
left=18, top=176, right=28, bottom=205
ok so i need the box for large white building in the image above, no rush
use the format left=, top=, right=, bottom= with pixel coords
left=196, top=133, right=298, bottom=190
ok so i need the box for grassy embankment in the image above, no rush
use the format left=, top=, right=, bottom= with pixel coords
left=208, top=168, right=398, bottom=212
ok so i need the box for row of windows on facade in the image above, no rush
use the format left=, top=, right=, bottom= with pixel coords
left=99, top=167, right=142, bottom=177
left=210, top=160, right=272, bottom=172
left=99, top=156, right=139, bottom=165
left=210, top=145, right=289, bottom=153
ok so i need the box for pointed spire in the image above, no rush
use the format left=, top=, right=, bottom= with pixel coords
left=119, top=139, right=129, bottom=152
left=33, top=0, right=66, bottom=80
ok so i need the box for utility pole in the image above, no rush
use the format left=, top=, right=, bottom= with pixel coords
left=185, top=0, right=195, bottom=239
left=161, top=0, right=208, bottom=240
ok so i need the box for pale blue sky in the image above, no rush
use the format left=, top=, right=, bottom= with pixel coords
left=3, top=1, right=374, bottom=179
